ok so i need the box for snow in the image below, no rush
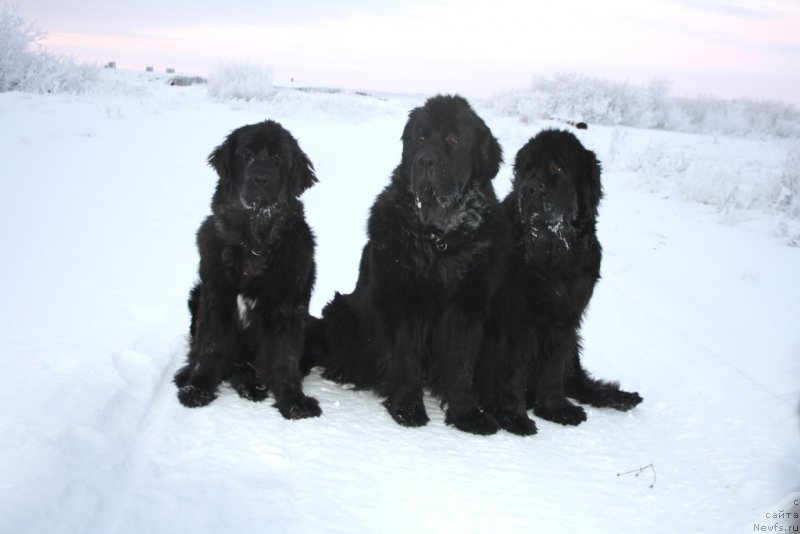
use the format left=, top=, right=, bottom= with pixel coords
left=0, top=70, right=798, bottom=533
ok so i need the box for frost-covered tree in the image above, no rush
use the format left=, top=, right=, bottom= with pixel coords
left=0, top=4, right=97, bottom=94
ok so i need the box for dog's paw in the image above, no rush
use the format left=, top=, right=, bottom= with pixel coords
left=321, top=368, right=355, bottom=385
left=384, top=397, right=429, bottom=427
left=535, top=401, right=587, bottom=426
left=177, top=385, right=216, bottom=408
left=446, top=408, right=499, bottom=436
left=494, top=410, right=537, bottom=436
left=276, top=395, right=322, bottom=420
left=235, top=382, right=268, bottom=402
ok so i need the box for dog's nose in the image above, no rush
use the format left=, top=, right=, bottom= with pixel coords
left=416, top=154, right=435, bottom=169
left=252, top=172, right=270, bottom=186
left=524, top=181, right=546, bottom=196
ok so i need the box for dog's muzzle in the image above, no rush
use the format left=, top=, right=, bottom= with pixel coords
left=241, top=169, right=280, bottom=211
left=411, top=150, right=462, bottom=201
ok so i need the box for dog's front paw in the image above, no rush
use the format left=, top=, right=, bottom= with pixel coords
left=321, top=367, right=354, bottom=385
left=535, top=401, right=587, bottom=426
left=384, top=397, right=429, bottom=427
left=276, top=394, right=322, bottom=420
left=177, top=385, right=216, bottom=408
left=446, top=408, right=499, bottom=436
left=494, top=409, right=537, bottom=436
left=235, top=382, right=268, bottom=402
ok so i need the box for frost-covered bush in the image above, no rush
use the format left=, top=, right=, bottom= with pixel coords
left=207, top=62, right=275, bottom=101
left=492, top=73, right=675, bottom=129
left=601, top=130, right=800, bottom=221
left=672, top=96, right=800, bottom=139
left=778, top=145, right=800, bottom=219
left=0, top=5, right=98, bottom=93
left=492, top=72, right=800, bottom=139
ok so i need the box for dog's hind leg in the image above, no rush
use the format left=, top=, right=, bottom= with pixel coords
left=300, top=314, right=326, bottom=375
left=187, top=281, right=202, bottom=342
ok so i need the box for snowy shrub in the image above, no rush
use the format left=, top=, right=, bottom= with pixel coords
left=207, top=62, right=275, bottom=101
left=778, top=145, right=800, bottom=219
left=679, top=163, right=743, bottom=214
left=602, top=129, right=800, bottom=221
left=603, top=128, right=629, bottom=171
left=637, top=143, right=691, bottom=178
left=492, top=72, right=800, bottom=139
left=670, top=96, right=800, bottom=138
left=492, top=73, right=673, bottom=128
left=0, top=5, right=98, bottom=93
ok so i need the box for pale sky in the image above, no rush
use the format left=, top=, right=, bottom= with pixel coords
left=20, top=0, right=800, bottom=103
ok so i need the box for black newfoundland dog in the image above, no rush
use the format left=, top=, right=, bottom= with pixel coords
left=174, top=120, right=321, bottom=420
left=308, top=95, right=509, bottom=435
left=477, top=129, right=642, bottom=435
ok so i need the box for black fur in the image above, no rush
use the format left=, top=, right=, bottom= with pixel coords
left=174, top=120, right=321, bottom=419
left=477, top=129, right=642, bottom=435
left=310, top=95, right=509, bottom=435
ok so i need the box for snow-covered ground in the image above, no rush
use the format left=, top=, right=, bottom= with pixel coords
left=1, top=71, right=798, bottom=533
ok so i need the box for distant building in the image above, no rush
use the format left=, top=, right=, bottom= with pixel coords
left=104, top=62, right=116, bottom=69
left=146, top=66, right=154, bottom=72
left=166, top=68, right=175, bottom=74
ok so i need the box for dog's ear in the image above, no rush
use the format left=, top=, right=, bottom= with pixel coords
left=289, top=146, right=318, bottom=197
left=208, top=134, right=233, bottom=182
left=401, top=107, right=420, bottom=145
left=511, top=139, right=533, bottom=191
left=400, top=107, right=420, bottom=175
left=475, top=121, right=503, bottom=181
left=582, top=148, right=603, bottom=217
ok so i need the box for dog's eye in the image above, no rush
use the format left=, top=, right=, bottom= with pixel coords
left=242, top=149, right=255, bottom=163
left=272, top=153, right=283, bottom=164
left=446, top=134, right=460, bottom=146
left=549, top=162, right=563, bottom=174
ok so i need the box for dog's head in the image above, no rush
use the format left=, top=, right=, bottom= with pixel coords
left=208, top=120, right=317, bottom=213
left=399, top=95, right=502, bottom=222
left=512, top=129, right=602, bottom=231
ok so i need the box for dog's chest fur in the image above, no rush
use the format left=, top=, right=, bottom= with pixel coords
left=512, top=219, right=601, bottom=323
left=214, top=207, right=296, bottom=288
left=372, top=185, right=495, bottom=293
left=220, top=246, right=270, bottom=283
